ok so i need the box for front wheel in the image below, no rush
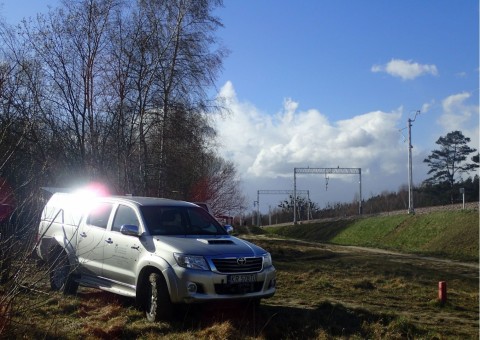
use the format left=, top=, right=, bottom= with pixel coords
left=49, top=250, right=78, bottom=295
left=145, top=272, right=172, bottom=322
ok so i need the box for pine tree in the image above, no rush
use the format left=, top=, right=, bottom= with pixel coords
left=423, top=131, right=478, bottom=202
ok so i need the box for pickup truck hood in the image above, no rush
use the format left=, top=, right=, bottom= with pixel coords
left=153, top=235, right=265, bottom=257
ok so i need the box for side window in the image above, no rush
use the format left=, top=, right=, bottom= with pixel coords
left=112, top=205, right=140, bottom=232
left=86, top=202, right=113, bottom=229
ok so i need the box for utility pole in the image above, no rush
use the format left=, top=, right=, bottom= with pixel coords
left=257, top=191, right=260, bottom=227
left=293, top=168, right=297, bottom=224
left=253, top=199, right=260, bottom=227
left=407, top=110, right=420, bottom=215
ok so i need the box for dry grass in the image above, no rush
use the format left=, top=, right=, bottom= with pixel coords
left=257, top=237, right=479, bottom=339
left=0, top=236, right=478, bottom=339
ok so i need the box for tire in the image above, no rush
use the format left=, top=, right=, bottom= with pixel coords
left=49, top=250, right=78, bottom=295
left=250, top=298, right=261, bottom=309
left=145, top=272, right=172, bottom=322
left=0, top=249, right=11, bottom=284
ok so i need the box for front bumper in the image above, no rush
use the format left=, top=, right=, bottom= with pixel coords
left=167, top=265, right=276, bottom=303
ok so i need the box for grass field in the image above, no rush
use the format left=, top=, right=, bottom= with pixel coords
left=265, top=209, right=479, bottom=262
left=1, top=208, right=478, bottom=339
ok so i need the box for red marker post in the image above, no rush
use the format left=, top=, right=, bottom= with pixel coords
left=438, top=281, right=447, bottom=304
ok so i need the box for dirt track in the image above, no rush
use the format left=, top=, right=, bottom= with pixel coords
left=246, top=233, right=479, bottom=338
left=250, top=234, right=479, bottom=274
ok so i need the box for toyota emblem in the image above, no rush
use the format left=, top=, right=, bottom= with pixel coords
left=237, top=257, right=247, bottom=265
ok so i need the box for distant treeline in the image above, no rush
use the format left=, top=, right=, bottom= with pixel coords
left=253, top=175, right=479, bottom=225
left=360, top=176, right=479, bottom=216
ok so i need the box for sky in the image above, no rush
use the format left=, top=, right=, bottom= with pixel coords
left=1, top=1, right=479, bottom=214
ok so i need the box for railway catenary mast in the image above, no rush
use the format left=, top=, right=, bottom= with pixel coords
left=293, top=167, right=362, bottom=224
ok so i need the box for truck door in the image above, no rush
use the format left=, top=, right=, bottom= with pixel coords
left=76, top=202, right=114, bottom=277
left=102, top=204, right=142, bottom=286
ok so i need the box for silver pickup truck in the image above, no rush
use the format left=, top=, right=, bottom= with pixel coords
left=35, top=193, right=276, bottom=321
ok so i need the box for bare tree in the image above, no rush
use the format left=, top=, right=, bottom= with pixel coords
left=19, top=0, right=120, bottom=182
left=188, top=154, right=246, bottom=216
left=131, top=0, right=227, bottom=196
left=99, top=0, right=227, bottom=195
left=0, top=22, right=52, bottom=333
left=0, top=0, right=243, bottom=332
left=0, top=0, right=240, bottom=203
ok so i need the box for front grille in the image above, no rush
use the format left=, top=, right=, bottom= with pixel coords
left=212, top=257, right=262, bottom=273
left=214, top=282, right=263, bottom=295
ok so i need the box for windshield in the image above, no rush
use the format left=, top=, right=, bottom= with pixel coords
left=140, top=206, right=227, bottom=236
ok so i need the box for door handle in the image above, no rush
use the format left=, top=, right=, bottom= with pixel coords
left=105, top=238, right=113, bottom=244
left=80, top=232, right=87, bottom=238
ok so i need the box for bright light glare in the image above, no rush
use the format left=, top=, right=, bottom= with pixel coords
left=72, top=188, right=97, bottom=198
left=57, top=183, right=110, bottom=225
left=73, top=182, right=110, bottom=197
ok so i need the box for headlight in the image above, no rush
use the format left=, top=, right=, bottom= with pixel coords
left=174, top=253, right=210, bottom=271
left=263, top=252, right=273, bottom=268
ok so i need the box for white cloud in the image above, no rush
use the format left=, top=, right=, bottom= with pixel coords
left=213, top=81, right=451, bottom=210
left=214, top=82, right=405, bottom=181
left=371, top=59, right=438, bottom=80
left=218, top=80, right=237, bottom=103
left=439, top=92, right=479, bottom=149
left=421, top=100, right=435, bottom=113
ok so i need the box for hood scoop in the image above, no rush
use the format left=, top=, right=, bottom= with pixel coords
left=197, top=238, right=234, bottom=245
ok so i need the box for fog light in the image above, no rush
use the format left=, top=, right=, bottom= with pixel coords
left=187, top=282, right=197, bottom=293
left=269, top=279, right=276, bottom=289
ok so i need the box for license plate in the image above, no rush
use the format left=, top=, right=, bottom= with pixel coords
left=227, top=274, right=257, bottom=284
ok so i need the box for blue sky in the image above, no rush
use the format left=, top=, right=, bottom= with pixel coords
left=212, top=0, right=479, bottom=213
left=213, top=1, right=478, bottom=131
left=1, top=1, right=479, bottom=214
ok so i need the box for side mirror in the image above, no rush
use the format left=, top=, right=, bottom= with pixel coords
left=120, top=224, right=140, bottom=237
left=224, top=224, right=233, bottom=234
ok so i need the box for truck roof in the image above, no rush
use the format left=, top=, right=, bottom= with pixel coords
left=102, top=196, right=197, bottom=208
left=48, top=193, right=196, bottom=207
left=42, top=194, right=201, bottom=225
